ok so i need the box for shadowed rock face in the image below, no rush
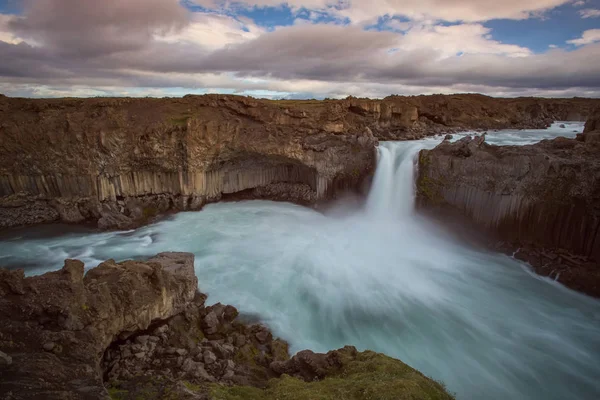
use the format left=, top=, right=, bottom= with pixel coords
left=1, top=94, right=599, bottom=229
left=0, top=253, right=454, bottom=400
left=0, top=95, right=378, bottom=229
left=416, top=119, right=600, bottom=296
left=0, top=252, right=197, bottom=399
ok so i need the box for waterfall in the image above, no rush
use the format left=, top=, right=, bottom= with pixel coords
left=365, top=141, right=431, bottom=219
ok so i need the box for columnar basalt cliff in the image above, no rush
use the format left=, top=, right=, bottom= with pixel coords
left=416, top=113, right=600, bottom=296
left=0, top=95, right=379, bottom=229
left=1, top=93, right=599, bottom=230
left=0, top=253, right=454, bottom=400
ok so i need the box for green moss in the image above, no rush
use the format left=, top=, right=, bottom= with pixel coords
left=195, top=329, right=206, bottom=344
left=419, top=151, right=431, bottom=167
left=210, top=351, right=455, bottom=400
left=417, top=175, right=442, bottom=203
left=233, top=343, right=272, bottom=382
left=183, top=381, right=203, bottom=392
left=234, top=344, right=260, bottom=366
left=142, top=206, right=158, bottom=220
left=108, top=388, right=129, bottom=400
left=270, top=339, right=290, bottom=362
left=81, top=304, right=89, bottom=311
left=210, top=385, right=266, bottom=400
left=168, top=110, right=192, bottom=126
left=266, top=99, right=324, bottom=108
left=416, top=151, right=444, bottom=204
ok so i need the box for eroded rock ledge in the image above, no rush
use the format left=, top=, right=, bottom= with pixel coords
left=0, top=253, right=454, bottom=400
left=416, top=116, right=600, bottom=297
left=1, top=93, right=599, bottom=230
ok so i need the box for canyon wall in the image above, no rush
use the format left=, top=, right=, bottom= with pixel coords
left=416, top=117, right=600, bottom=296
left=0, top=95, right=379, bottom=229
left=1, top=93, right=599, bottom=229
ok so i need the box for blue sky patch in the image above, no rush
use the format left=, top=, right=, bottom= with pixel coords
left=485, top=3, right=600, bottom=52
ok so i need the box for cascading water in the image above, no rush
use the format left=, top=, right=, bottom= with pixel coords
left=1, top=124, right=599, bottom=400
left=366, top=141, right=431, bottom=218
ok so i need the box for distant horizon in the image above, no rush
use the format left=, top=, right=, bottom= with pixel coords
left=1, top=0, right=599, bottom=99
left=2, top=92, right=600, bottom=100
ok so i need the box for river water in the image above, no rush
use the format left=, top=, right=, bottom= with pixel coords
left=1, top=122, right=599, bottom=399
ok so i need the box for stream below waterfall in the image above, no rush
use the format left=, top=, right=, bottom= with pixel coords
left=1, top=122, right=599, bottom=400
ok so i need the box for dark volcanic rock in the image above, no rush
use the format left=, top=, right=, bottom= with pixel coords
left=0, top=252, right=197, bottom=399
left=417, top=120, right=600, bottom=296
left=1, top=94, right=599, bottom=230
left=0, top=253, right=455, bottom=400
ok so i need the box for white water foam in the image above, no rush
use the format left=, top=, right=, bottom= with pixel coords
left=1, top=122, right=598, bottom=399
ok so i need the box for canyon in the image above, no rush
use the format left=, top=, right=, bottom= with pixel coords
left=1, top=95, right=600, bottom=399
left=1, top=93, right=599, bottom=230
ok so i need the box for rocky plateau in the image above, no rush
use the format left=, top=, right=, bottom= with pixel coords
left=1, top=93, right=599, bottom=230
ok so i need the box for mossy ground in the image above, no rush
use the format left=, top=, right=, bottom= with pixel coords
left=109, top=350, right=455, bottom=400
left=265, top=99, right=326, bottom=109
left=207, top=351, right=455, bottom=400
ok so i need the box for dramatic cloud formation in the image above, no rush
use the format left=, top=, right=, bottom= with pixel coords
left=568, top=29, right=600, bottom=45
left=192, top=0, right=575, bottom=23
left=0, top=0, right=599, bottom=98
left=579, top=9, right=600, bottom=18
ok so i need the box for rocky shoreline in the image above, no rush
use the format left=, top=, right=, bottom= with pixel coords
left=416, top=113, right=600, bottom=297
left=1, top=94, right=599, bottom=231
left=0, top=253, right=454, bottom=400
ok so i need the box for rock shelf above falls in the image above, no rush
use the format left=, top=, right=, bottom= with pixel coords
left=1, top=93, right=599, bottom=230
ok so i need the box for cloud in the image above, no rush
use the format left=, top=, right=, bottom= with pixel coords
left=396, top=23, right=531, bottom=57
left=193, top=0, right=574, bottom=23
left=579, top=8, right=600, bottom=18
left=154, top=13, right=265, bottom=51
left=572, top=1, right=586, bottom=6
left=0, top=14, right=21, bottom=45
left=567, top=29, right=600, bottom=45
left=9, top=0, right=189, bottom=56
left=0, top=0, right=599, bottom=98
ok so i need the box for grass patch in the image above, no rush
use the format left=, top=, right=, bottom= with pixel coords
left=168, top=110, right=192, bottom=126
left=183, top=381, right=203, bottom=392
left=107, top=388, right=129, bottom=400
left=170, top=116, right=190, bottom=126
left=264, top=99, right=326, bottom=109
left=210, top=350, right=455, bottom=400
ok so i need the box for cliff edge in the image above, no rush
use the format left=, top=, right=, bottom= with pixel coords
left=0, top=253, right=454, bottom=400
left=416, top=113, right=600, bottom=296
left=1, top=94, right=599, bottom=230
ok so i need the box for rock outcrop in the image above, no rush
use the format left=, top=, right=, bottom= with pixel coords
left=1, top=94, right=599, bottom=230
left=0, top=252, right=197, bottom=399
left=416, top=117, right=600, bottom=296
left=0, top=95, right=378, bottom=230
left=0, top=253, right=455, bottom=400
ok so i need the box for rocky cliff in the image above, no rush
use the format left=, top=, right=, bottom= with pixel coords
left=0, top=253, right=454, bottom=400
left=416, top=116, right=600, bottom=296
left=1, top=93, right=599, bottom=230
left=0, top=95, right=378, bottom=230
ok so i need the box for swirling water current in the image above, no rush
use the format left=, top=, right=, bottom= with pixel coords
left=1, top=122, right=599, bottom=399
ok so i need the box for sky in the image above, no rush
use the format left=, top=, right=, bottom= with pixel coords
left=0, top=0, right=599, bottom=98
